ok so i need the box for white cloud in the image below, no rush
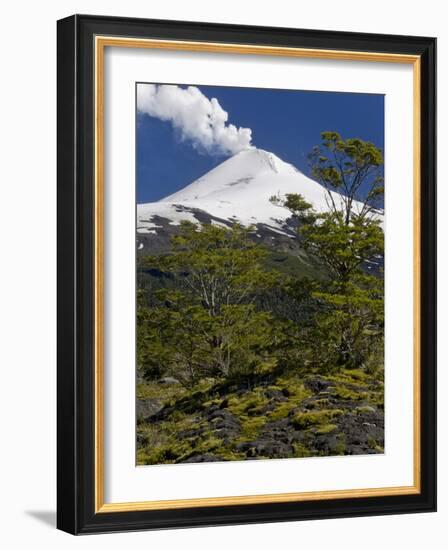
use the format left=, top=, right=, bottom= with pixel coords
left=137, top=84, right=253, bottom=155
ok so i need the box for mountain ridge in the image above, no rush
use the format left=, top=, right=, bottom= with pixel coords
left=137, top=148, right=382, bottom=257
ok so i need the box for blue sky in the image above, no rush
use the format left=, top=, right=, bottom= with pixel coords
left=136, top=84, right=384, bottom=204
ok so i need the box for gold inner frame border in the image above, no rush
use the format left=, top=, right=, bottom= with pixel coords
left=94, top=36, right=421, bottom=513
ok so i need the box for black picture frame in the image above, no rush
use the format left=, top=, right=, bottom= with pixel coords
left=57, top=14, right=436, bottom=535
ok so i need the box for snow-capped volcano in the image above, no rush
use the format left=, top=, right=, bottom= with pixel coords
left=137, top=148, right=369, bottom=238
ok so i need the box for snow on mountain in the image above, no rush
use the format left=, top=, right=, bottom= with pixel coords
left=137, top=148, right=375, bottom=237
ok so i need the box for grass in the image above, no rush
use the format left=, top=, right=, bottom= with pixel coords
left=227, top=389, right=269, bottom=417
left=332, top=385, right=369, bottom=401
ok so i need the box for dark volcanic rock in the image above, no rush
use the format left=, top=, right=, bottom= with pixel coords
left=136, top=398, right=164, bottom=423
left=265, top=388, right=286, bottom=400
left=338, top=410, right=384, bottom=454
left=251, top=395, right=384, bottom=458
left=299, top=394, right=359, bottom=412
left=304, top=377, right=335, bottom=394
left=204, top=407, right=241, bottom=441
left=261, top=423, right=298, bottom=444
left=181, top=454, right=225, bottom=463
left=312, top=432, right=345, bottom=454
left=235, top=439, right=294, bottom=458
left=136, top=208, right=302, bottom=261
left=178, top=426, right=207, bottom=439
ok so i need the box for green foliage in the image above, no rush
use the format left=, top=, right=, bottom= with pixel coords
left=308, top=274, right=384, bottom=370
left=283, top=193, right=314, bottom=220
left=138, top=222, right=283, bottom=385
left=280, top=132, right=385, bottom=372
left=148, top=221, right=279, bottom=317
left=308, top=131, right=384, bottom=223
left=283, top=200, right=384, bottom=283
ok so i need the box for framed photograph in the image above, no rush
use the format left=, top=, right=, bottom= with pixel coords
left=57, top=14, right=436, bottom=534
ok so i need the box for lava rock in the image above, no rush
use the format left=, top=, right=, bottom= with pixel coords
left=338, top=411, right=384, bottom=454
left=304, top=377, right=335, bottom=394
left=181, top=454, right=225, bottom=463
left=265, top=388, right=286, bottom=401
left=136, top=398, right=164, bottom=423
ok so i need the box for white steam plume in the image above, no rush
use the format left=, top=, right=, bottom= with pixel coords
left=137, top=84, right=253, bottom=155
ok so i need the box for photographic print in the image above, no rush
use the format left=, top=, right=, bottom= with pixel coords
left=135, top=83, right=385, bottom=465
left=57, top=16, right=436, bottom=533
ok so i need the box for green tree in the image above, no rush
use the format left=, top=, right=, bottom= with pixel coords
left=309, top=274, right=384, bottom=371
left=277, top=132, right=385, bottom=371
left=138, top=222, right=281, bottom=385
left=284, top=205, right=384, bottom=284
left=308, top=131, right=384, bottom=224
